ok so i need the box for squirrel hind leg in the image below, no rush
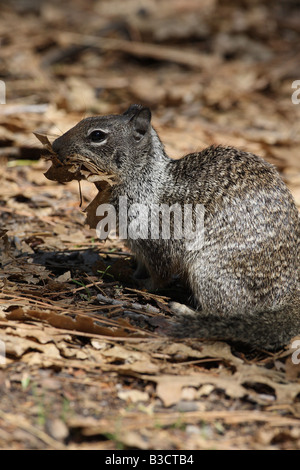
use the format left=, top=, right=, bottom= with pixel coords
left=133, top=260, right=149, bottom=280
left=133, top=263, right=173, bottom=291
left=139, top=274, right=173, bottom=292
left=133, top=258, right=173, bottom=289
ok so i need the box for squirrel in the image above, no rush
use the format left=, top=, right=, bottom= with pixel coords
left=52, top=104, right=300, bottom=350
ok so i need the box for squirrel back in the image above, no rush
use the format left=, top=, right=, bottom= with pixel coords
left=52, top=105, right=300, bottom=350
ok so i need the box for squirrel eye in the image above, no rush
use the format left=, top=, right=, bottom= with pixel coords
left=89, top=130, right=107, bottom=143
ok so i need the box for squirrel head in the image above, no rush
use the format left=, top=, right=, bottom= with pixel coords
left=52, top=104, right=153, bottom=178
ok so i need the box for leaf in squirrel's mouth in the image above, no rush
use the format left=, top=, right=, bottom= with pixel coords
left=33, top=132, right=117, bottom=186
left=34, top=132, right=114, bottom=228
left=64, top=154, right=117, bottom=187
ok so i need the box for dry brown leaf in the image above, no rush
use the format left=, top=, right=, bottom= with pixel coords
left=83, top=183, right=112, bottom=229
left=150, top=373, right=246, bottom=407
left=145, top=359, right=300, bottom=407
left=163, top=340, right=243, bottom=366
left=0, top=330, right=61, bottom=360
left=33, top=132, right=55, bottom=154
left=5, top=305, right=148, bottom=338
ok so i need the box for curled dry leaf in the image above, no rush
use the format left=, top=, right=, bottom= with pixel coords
left=6, top=305, right=146, bottom=338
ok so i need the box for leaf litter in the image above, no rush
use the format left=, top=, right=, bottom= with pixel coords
left=0, top=0, right=300, bottom=450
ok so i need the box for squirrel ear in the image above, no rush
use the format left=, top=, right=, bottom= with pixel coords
left=124, top=105, right=151, bottom=141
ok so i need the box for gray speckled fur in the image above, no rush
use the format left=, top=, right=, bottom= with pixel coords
left=53, top=105, right=300, bottom=350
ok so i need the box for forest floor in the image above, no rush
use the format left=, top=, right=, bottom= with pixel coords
left=0, top=0, right=300, bottom=449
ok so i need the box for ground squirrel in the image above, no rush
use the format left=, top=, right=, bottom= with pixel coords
left=52, top=104, right=300, bottom=350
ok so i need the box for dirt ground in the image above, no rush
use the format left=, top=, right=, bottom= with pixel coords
left=0, top=0, right=300, bottom=450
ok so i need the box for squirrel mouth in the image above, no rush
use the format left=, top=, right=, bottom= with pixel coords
left=34, top=132, right=116, bottom=228
left=34, top=132, right=117, bottom=186
left=58, top=153, right=117, bottom=187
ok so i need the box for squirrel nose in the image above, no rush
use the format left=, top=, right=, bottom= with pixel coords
left=52, top=136, right=62, bottom=155
left=52, top=136, right=66, bottom=161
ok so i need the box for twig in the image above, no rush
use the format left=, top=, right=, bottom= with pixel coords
left=0, top=409, right=66, bottom=450
left=124, top=287, right=170, bottom=302
left=57, top=31, right=219, bottom=70
left=0, top=104, right=49, bottom=116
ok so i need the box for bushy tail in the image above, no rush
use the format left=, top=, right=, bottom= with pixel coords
left=170, top=298, right=300, bottom=351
